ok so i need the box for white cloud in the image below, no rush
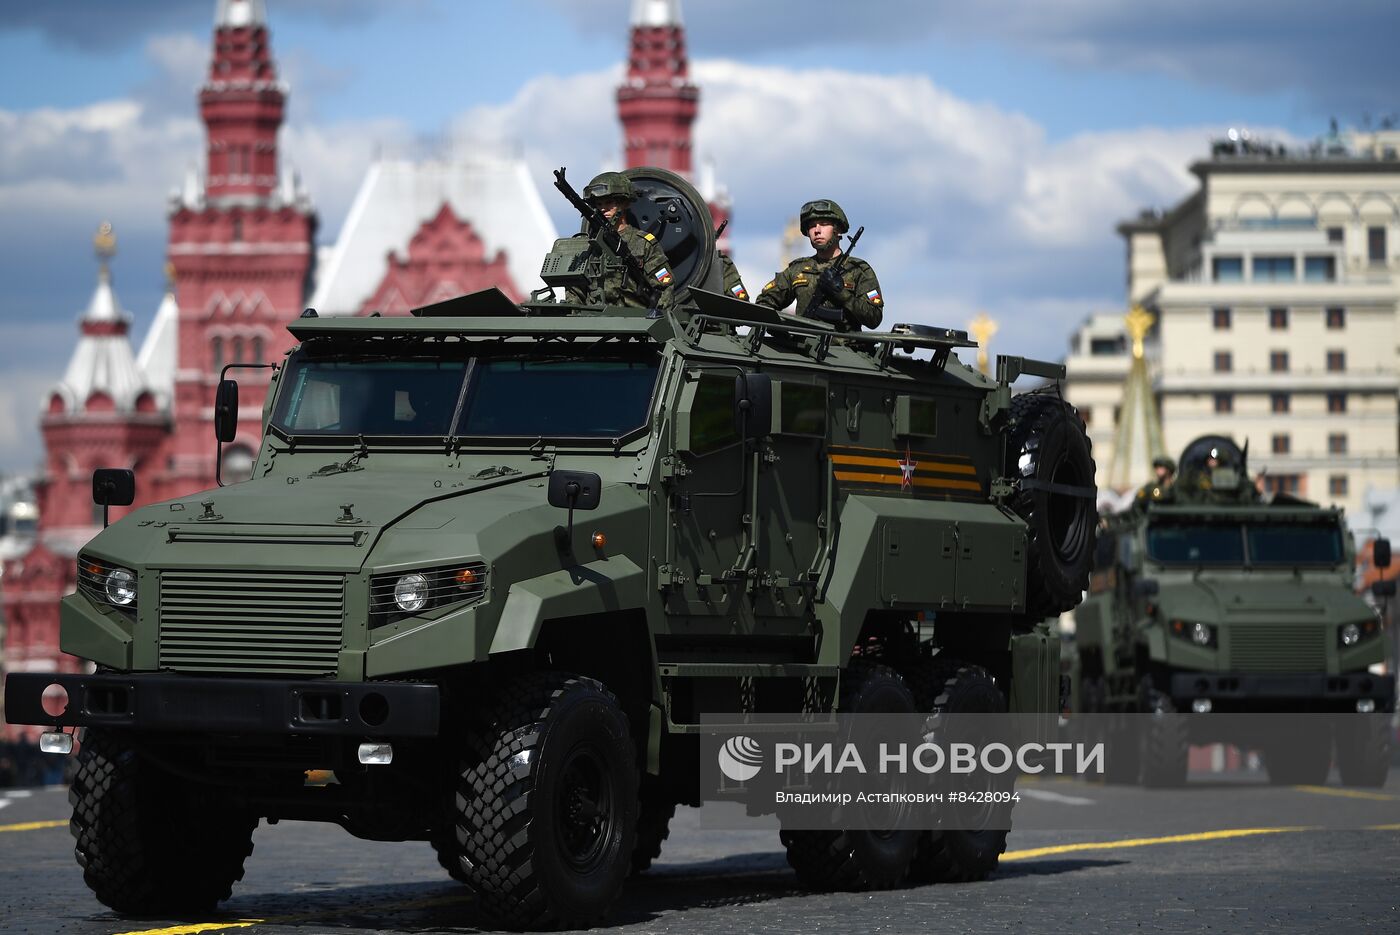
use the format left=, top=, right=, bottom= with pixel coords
left=447, top=59, right=1205, bottom=360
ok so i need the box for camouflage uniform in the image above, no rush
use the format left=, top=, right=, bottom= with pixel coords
left=720, top=251, right=749, bottom=301
left=565, top=225, right=675, bottom=310
left=754, top=198, right=883, bottom=331
left=754, top=254, right=883, bottom=331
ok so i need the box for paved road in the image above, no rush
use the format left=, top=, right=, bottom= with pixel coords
left=1, top=769, right=1398, bottom=934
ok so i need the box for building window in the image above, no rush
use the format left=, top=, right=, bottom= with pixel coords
left=1269, top=350, right=1289, bottom=373
left=1329, top=474, right=1349, bottom=498
left=1113, top=405, right=1122, bottom=426
left=1214, top=393, right=1233, bottom=414
left=1328, top=433, right=1347, bottom=455
left=1261, top=474, right=1302, bottom=496
left=1303, top=256, right=1336, bottom=282
left=1327, top=226, right=1344, bottom=244
left=1326, top=307, right=1346, bottom=329
left=211, top=336, right=223, bottom=371
left=1253, top=256, right=1296, bottom=281
left=1212, top=256, right=1243, bottom=282
left=1269, top=307, right=1289, bottom=329
left=1327, top=392, right=1347, bottom=413
left=1271, top=393, right=1290, bottom=413
left=231, top=216, right=242, bottom=242
left=1368, top=226, right=1387, bottom=263
left=1214, top=351, right=1233, bottom=373
left=231, top=336, right=244, bottom=365
left=1326, top=350, right=1345, bottom=372
left=1212, top=307, right=1232, bottom=330
left=1271, top=433, right=1290, bottom=454
left=252, top=335, right=264, bottom=362
left=1090, top=336, right=1125, bottom=355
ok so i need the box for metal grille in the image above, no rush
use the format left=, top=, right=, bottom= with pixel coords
left=159, top=570, right=345, bottom=676
left=1229, top=625, right=1327, bottom=672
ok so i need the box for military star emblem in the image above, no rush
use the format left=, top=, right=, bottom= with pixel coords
left=897, top=445, right=917, bottom=491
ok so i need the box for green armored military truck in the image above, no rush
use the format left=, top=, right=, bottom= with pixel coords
left=1073, top=435, right=1394, bottom=787
left=5, top=168, right=1097, bottom=929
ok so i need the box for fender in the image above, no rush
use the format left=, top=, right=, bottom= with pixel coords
left=489, top=557, right=648, bottom=655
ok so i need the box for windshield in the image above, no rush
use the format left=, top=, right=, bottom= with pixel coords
left=270, top=348, right=661, bottom=441
left=1247, top=524, right=1343, bottom=565
left=1147, top=520, right=1343, bottom=566
left=1146, top=523, right=1245, bottom=565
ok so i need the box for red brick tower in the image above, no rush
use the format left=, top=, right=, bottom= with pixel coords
left=161, top=0, right=316, bottom=498
left=1, top=225, right=166, bottom=722
left=617, top=0, right=730, bottom=246
left=618, top=0, right=699, bottom=175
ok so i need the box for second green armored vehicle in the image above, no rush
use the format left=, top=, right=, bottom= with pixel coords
left=5, top=167, right=1097, bottom=929
left=1072, top=435, right=1394, bottom=787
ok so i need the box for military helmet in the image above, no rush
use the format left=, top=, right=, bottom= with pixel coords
left=1152, top=456, right=1177, bottom=473
left=800, top=198, right=849, bottom=234
left=584, top=172, right=635, bottom=203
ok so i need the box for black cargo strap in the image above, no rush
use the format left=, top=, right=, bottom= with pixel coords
left=1019, top=478, right=1097, bottom=499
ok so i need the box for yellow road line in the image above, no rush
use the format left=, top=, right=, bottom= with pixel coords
left=110, top=891, right=471, bottom=935
left=112, top=922, right=263, bottom=935
left=1293, top=785, right=1397, bottom=802
left=0, top=819, right=66, bottom=833
left=1367, top=822, right=1400, bottom=830
left=1002, top=826, right=1315, bottom=861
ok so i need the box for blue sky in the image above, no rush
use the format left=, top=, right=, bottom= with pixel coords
left=0, top=0, right=1395, bottom=471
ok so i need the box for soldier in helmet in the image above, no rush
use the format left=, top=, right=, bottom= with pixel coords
left=754, top=199, right=883, bottom=331
left=1134, top=455, right=1176, bottom=509
left=565, top=171, right=676, bottom=309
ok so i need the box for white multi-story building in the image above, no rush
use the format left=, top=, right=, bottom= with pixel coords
left=1113, top=128, right=1400, bottom=515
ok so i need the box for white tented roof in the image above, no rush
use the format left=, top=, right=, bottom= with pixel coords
left=631, top=0, right=683, bottom=27
left=215, top=0, right=267, bottom=29
left=308, top=152, right=558, bottom=316
left=137, top=288, right=179, bottom=408
left=51, top=270, right=150, bottom=414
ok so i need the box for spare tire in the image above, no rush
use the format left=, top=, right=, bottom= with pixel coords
left=1005, top=393, right=1096, bottom=617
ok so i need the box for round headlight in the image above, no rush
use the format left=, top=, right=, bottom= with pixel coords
left=1190, top=622, right=1212, bottom=646
left=1340, top=623, right=1361, bottom=647
left=394, top=573, right=429, bottom=613
left=105, top=567, right=136, bottom=606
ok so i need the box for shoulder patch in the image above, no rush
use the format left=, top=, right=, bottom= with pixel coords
left=762, top=280, right=777, bottom=292
left=642, top=232, right=656, bottom=242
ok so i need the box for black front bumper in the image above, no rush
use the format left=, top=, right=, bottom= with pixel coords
left=3, top=672, right=439, bottom=738
left=1170, top=671, right=1396, bottom=709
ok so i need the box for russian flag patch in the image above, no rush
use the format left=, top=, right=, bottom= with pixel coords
left=654, top=267, right=672, bottom=285
left=866, top=288, right=882, bottom=305
left=731, top=283, right=748, bottom=300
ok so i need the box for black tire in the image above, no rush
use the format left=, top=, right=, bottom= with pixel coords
left=1335, top=715, right=1391, bottom=788
left=908, top=663, right=1010, bottom=884
left=451, top=672, right=637, bottom=930
left=780, top=662, right=921, bottom=891
left=1263, top=727, right=1331, bottom=786
left=430, top=826, right=470, bottom=884
left=1005, top=393, right=1097, bottom=618
left=1139, top=690, right=1188, bottom=788
left=631, top=777, right=676, bottom=874
left=69, top=728, right=256, bottom=916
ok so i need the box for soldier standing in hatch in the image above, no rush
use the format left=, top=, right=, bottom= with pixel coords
left=754, top=199, right=883, bottom=330
left=1134, top=456, right=1176, bottom=508
left=565, top=172, right=676, bottom=309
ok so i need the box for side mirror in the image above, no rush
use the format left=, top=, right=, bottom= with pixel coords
left=1372, top=579, right=1397, bottom=599
left=92, top=468, right=135, bottom=529
left=92, top=469, right=135, bottom=507
left=733, top=373, right=772, bottom=441
left=548, top=470, right=601, bottom=557
left=214, top=379, right=239, bottom=444
left=1374, top=538, right=1392, bottom=570
left=548, top=470, right=602, bottom=512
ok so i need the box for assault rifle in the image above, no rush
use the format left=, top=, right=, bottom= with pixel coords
left=552, top=168, right=660, bottom=305
left=800, top=225, right=865, bottom=326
